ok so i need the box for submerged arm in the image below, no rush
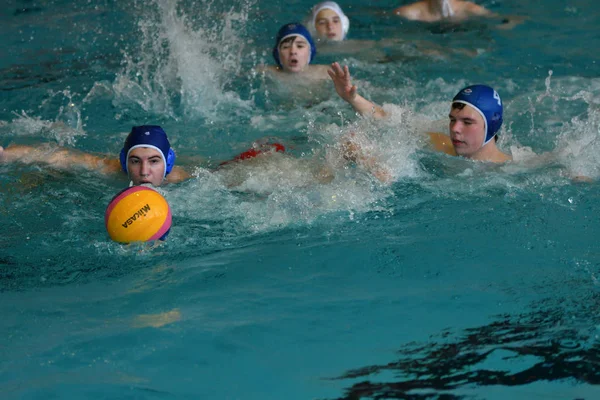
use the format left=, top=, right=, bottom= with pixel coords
left=340, top=134, right=392, bottom=183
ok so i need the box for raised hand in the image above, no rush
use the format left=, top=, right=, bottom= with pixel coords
left=328, top=62, right=357, bottom=103
left=327, top=62, right=387, bottom=118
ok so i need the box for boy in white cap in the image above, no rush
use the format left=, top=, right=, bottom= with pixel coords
left=304, top=1, right=350, bottom=42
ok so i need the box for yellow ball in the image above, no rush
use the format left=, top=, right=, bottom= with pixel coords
left=104, top=186, right=172, bottom=243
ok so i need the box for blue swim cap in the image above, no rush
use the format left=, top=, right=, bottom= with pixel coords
left=272, top=23, right=317, bottom=68
left=452, top=85, right=503, bottom=145
left=119, top=125, right=176, bottom=178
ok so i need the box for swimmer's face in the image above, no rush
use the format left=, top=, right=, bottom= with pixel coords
left=278, top=36, right=311, bottom=73
left=449, top=104, right=486, bottom=157
left=315, top=9, right=343, bottom=41
left=127, top=147, right=165, bottom=186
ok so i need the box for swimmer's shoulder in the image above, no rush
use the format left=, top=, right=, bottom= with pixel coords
left=309, top=64, right=332, bottom=79
left=393, top=4, right=423, bottom=21
left=428, top=132, right=456, bottom=156
left=460, top=0, right=492, bottom=17
left=165, top=166, right=191, bottom=183
left=491, top=151, right=512, bottom=163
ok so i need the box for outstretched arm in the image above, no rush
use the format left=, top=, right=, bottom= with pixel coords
left=328, top=62, right=387, bottom=118
left=1, top=144, right=191, bottom=183
left=0, top=144, right=121, bottom=174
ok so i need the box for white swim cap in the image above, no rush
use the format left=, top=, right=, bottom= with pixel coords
left=304, top=1, right=350, bottom=40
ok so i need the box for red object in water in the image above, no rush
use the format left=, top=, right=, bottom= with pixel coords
left=220, top=143, right=285, bottom=166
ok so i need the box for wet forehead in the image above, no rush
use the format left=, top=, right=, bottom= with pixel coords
left=450, top=104, right=484, bottom=123
left=128, top=147, right=163, bottom=159
left=280, top=36, right=308, bottom=46
left=316, top=9, right=340, bottom=20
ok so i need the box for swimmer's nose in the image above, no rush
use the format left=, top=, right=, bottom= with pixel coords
left=140, top=161, right=151, bottom=176
left=450, top=120, right=462, bottom=134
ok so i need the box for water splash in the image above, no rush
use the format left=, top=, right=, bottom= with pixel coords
left=112, top=0, right=255, bottom=121
left=6, top=90, right=86, bottom=146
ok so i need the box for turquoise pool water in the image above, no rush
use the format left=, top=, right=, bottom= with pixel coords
left=1, top=0, right=600, bottom=398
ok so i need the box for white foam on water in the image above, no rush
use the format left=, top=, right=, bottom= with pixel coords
left=5, top=90, right=86, bottom=146
left=112, top=0, right=255, bottom=121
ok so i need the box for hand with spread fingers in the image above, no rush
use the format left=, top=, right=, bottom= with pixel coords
left=328, top=62, right=358, bottom=103
left=327, top=62, right=387, bottom=118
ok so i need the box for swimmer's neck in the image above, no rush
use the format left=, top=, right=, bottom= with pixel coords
left=468, top=141, right=512, bottom=163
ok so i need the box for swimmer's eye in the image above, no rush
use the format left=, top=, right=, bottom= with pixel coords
left=129, top=157, right=140, bottom=165
left=332, top=17, right=340, bottom=24
left=150, top=158, right=162, bottom=165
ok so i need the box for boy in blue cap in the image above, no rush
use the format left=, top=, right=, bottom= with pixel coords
left=261, top=23, right=330, bottom=80
left=0, top=125, right=190, bottom=187
left=328, top=62, right=511, bottom=181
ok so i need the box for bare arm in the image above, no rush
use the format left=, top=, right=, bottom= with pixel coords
left=2, top=144, right=192, bottom=183
left=1, top=144, right=121, bottom=174
left=328, top=62, right=387, bottom=118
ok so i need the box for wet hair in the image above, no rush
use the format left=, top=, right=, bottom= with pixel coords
left=279, top=35, right=302, bottom=48
left=451, top=102, right=466, bottom=111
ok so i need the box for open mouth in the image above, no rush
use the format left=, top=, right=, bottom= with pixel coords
left=289, top=59, right=299, bottom=67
